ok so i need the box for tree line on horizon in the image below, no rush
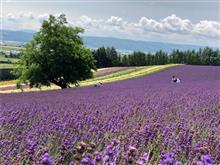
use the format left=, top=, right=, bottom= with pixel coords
left=92, top=47, right=220, bottom=67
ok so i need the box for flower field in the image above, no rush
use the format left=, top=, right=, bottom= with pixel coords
left=0, top=65, right=175, bottom=93
left=0, top=65, right=220, bottom=164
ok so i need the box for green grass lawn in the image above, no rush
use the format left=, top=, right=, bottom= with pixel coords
left=0, top=56, right=20, bottom=64
left=0, top=45, right=24, bottom=51
left=0, top=63, right=16, bottom=69
left=0, top=80, right=17, bottom=86
left=0, top=64, right=178, bottom=93
left=0, top=56, right=19, bottom=69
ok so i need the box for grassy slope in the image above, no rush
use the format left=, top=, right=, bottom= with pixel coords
left=0, top=80, right=17, bottom=86
left=0, top=56, right=19, bottom=63
left=89, top=67, right=145, bottom=82
left=0, top=56, right=19, bottom=68
left=0, top=63, right=17, bottom=69
left=0, top=45, right=24, bottom=51
left=0, top=64, right=178, bottom=93
left=80, top=65, right=169, bottom=86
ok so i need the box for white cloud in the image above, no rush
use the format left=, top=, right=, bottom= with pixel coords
left=2, top=13, right=220, bottom=46
left=138, top=17, right=162, bottom=32
left=136, top=15, right=195, bottom=34
left=72, top=14, right=220, bottom=46
left=3, top=12, right=49, bottom=30
left=21, top=12, right=35, bottom=20
left=161, top=14, right=192, bottom=33
left=75, top=14, right=220, bottom=40
left=38, top=13, right=49, bottom=23
left=193, top=20, right=220, bottom=38
left=107, top=16, right=123, bottom=26
left=6, top=12, right=35, bottom=22
left=6, top=13, right=17, bottom=22
left=78, top=15, right=93, bottom=26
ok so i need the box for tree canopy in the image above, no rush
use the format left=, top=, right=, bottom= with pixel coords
left=15, top=14, right=96, bottom=89
left=92, top=46, right=120, bottom=68
left=92, top=47, right=220, bottom=67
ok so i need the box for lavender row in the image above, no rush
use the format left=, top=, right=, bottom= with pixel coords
left=1, top=65, right=220, bottom=164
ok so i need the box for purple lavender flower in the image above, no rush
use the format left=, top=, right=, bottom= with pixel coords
left=197, top=161, right=204, bottom=165
left=1, top=65, right=220, bottom=163
left=136, top=159, right=144, bottom=165
left=105, top=145, right=115, bottom=156
left=94, top=151, right=103, bottom=162
left=201, top=155, right=213, bottom=165
left=81, top=157, right=95, bottom=165
left=143, top=152, right=149, bottom=162
left=26, top=139, right=38, bottom=156
left=41, top=153, right=54, bottom=165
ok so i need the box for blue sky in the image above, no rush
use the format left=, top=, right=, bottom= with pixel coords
left=1, top=0, right=220, bottom=46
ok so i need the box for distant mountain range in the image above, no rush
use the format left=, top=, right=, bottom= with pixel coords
left=1, top=30, right=212, bottom=53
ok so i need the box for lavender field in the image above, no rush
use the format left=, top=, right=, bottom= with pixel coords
left=1, top=65, right=220, bottom=165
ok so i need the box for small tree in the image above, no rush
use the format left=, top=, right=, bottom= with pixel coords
left=15, top=14, right=96, bottom=89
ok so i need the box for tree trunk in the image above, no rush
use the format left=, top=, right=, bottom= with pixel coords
left=51, top=80, right=68, bottom=89
left=60, top=83, right=68, bottom=89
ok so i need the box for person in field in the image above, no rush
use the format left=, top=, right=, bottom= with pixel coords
left=176, top=78, right=181, bottom=83
left=172, top=76, right=181, bottom=83
left=172, top=76, right=177, bottom=83
left=94, top=82, right=103, bottom=87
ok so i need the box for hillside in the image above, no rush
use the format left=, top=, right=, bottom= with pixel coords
left=1, top=30, right=207, bottom=53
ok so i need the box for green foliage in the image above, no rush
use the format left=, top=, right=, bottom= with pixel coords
left=0, top=68, right=16, bottom=80
left=93, top=46, right=120, bottom=68
left=15, top=14, right=96, bottom=89
left=0, top=63, right=16, bottom=69
left=0, top=56, right=19, bottom=64
left=169, top=47, right=220, bottom=65
left=108, top=47, right=119, bottom=66
left=93, top=46, right=220, bottom=67
left=121, top=55, right=129, bottom=66
left=129, top=51, right=147, bottom=66
left=93, top=47, right=109, bottom=68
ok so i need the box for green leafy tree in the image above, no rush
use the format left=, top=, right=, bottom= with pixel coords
left=105, top=47, right=113, bottom=67
left=15, top=14, right=96, bottom=89
left=121, top=55, right=129, bottom=66
left=93, top=47, right=108, bottom=68
left=109, top=47, right=119, bottom=66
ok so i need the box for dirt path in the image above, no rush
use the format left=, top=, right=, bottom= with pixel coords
left=94, top=67, right=131, bottom=77
left=0, top=84, right=29, bottom=91
left=0, top=67, right=132, bottom=91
